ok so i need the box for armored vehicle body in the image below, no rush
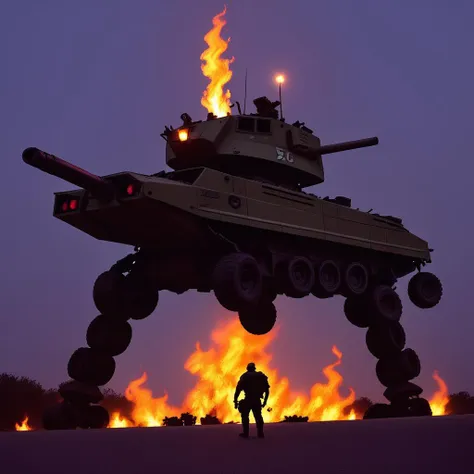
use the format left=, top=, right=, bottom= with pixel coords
left=23, top=95, right=443, bottom=428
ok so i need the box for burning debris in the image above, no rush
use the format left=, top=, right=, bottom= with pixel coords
left=14, top=417, right=32, bottom=431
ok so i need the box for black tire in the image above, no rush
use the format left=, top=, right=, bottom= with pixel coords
left=344, top=296, right=372, bottom=328
left=238, top=302, right=277, bottom=335
left=59, top=380, right=103, bottom=405
left=278, top=257, right=315, bottom=298
left=77, top=405, right=110, bottom=429
left=42, top=402, right=77, bottom=430
left=93, top=271, right=127, bottom=318
left=408, top=272, right=443, bottom=309
left=67, top=347, right=116, bottom=387
left=262, top=278, right=278, bottom=303
left=408, top=397, right=432, bottom=417
left=123, top=274, right=159, bottom=320
left=363, top=403, right=393, bottom=419
left=312, top=260, right=341, bottom=297
left=368, top=285, right=402, bottom=323
left=366, top=321, right=406, bottom=359
left=376, top=348, right=421, bottom=387
left=212, top=253, right=263, bottom=311
left=341, top=262, right=369, bottom=297
left=86, top=314, right=132, bottom=357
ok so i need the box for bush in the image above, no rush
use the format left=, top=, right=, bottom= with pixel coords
left=200, top=414, right=221, bottom=425
left=0, top=374, right=46, bottom=431
left=101, top=388, right=134, bottom=420
left=344, top=397, right=374, bottom=418
left=283, top=415, right=308, bottom=423
left=446, top=392, right=474, bottom=415
left=163, top=416, right=182, bottom=426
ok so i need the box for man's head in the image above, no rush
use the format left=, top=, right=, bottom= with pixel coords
left=247, top=362, right=256, bottom=372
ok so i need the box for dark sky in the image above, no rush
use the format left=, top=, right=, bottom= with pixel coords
left=1, top=0, right=473, bottom=405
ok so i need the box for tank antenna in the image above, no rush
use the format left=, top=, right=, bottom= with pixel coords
left=274, top=74, right=285, bottom=120
left=243, top=68, right=248, bottom=114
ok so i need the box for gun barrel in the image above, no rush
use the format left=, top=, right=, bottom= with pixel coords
left=22, top=147, right=114, bottom=200
left=317, top=136, right=379, bottom=155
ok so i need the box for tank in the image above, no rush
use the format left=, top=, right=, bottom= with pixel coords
left=23, top=95, right=443, bottom=428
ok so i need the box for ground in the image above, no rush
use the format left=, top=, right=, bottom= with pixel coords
left=1, top=416, right=470, bottom=473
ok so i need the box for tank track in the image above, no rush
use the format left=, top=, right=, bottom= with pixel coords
left=42, top=246, right=442, bottom=428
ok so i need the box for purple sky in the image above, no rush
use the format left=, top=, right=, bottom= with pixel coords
left=2, top=0, right=473, bottom=405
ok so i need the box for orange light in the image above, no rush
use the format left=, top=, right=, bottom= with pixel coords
left=69, top=199, right=78, bottom=210
left=178, top=129, right=189, bottom=142
left=126, top=184, right=134, bottom=196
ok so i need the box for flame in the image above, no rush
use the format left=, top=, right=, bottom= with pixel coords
left=200, top=6, right=234, bottom=118
left=109, top=318, right=358, bottom=428
left=15, top=416, right=32, bottom=431
left=14, top=319, right=452, bottom=431
left=429, top=370, right=450, bottom=416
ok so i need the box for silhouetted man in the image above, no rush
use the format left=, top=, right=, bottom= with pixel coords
left=233, top=362, right=270, bottom=438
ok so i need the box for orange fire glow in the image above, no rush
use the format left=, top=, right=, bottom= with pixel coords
left=106, top=317, right=450, bottom=428
left=429, top=370, right=450, bottom=416
left=15, top=416, right=31, bottom=431
left=200, top=6, right=234, bottom=118
left=15, top=317, right=451, bottom=432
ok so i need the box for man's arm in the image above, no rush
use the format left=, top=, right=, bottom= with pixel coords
left=233, top=379, right=243, bottom=407
left=262, top=376, right=270, bottom=407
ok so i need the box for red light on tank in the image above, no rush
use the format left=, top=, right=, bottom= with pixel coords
left=69, top=199, right=78, bottom=210
left=126, top=184, right=134, bottom=196
left=61, top=201, right=68, bottom=212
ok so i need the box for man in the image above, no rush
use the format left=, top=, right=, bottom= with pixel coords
left=233, top=362, right=270, bottom=438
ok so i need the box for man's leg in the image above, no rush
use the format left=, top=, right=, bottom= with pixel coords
left=239, top=400, right=250, bottom=438
left=252, top=403, right=264, bottom=438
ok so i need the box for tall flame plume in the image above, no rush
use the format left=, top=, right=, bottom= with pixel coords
left=200, top=6, right=234, bottom=118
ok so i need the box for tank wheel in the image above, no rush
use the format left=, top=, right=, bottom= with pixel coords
left=408, top=272, right=443, bottom=309
left=277, top=256, right=315, bottom=298
left=343, top=296, right=372, bottom=328
left=122, top=274, right=159, bottom=320
left=341, top=262, right=369, bottom=297
left=261, top=278, right=278, bottom=303
left=376, top=348, right=421, bottom=387
left=42, top=401, right=77, bottom=430
left=366, top=321, right=406, bottom=359
left=67, top=347, right=116, bottom=387
left=77, top=405, right=110, bottom=429
left=59, top=380, right=103, bottom=405
left=407, top=397, right=432, bottom=417
left=363, top=403, right=393, bottom=419
left=311, top=260, right=341, bottom=298
left=86, top=315, right=133, bottom=357
left=93, top=271, right=127, bottom=318
left=238, top=301, right=277, bottom=335
left=212, top=253, right=263, bottom=311
left=368, top=285, right=402, bottom=323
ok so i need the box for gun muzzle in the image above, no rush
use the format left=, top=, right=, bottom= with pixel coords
left=317, top=136, right=379, bottom=155
left=22, top=147, right=114, bottom=201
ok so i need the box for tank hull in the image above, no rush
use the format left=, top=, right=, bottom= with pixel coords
left=53, top=168, right=429, bottom=289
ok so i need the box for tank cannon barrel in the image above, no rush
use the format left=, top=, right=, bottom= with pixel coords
left=22, top=147, right=114, bottom=200
left=317, top=136, right=379, bottom=155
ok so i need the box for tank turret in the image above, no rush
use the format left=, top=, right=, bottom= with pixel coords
left=162, top=96, right=378, bottom=190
